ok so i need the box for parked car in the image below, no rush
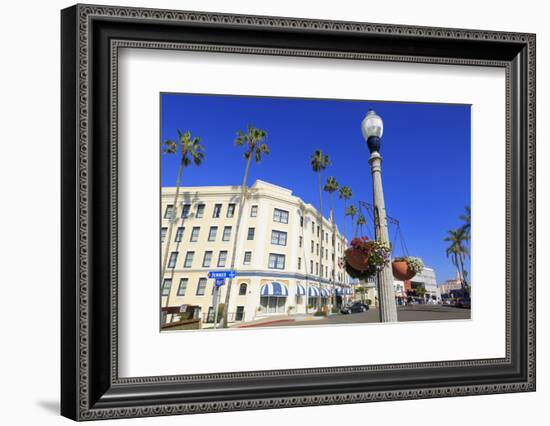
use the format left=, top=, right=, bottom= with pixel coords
left=340, top=301, right=369, bottom=314
left=455, top=298, right=471, bottom=309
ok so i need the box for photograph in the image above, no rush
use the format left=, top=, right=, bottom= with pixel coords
left=159, top=93, right=472, bottom=331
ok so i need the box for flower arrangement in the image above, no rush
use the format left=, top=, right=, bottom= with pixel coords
left=344, top=236, right=391, bottom=279
left=393, top=256, right=424, bottom=274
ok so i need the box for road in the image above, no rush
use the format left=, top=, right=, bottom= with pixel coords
left=259, top=305, right=470, bottom=328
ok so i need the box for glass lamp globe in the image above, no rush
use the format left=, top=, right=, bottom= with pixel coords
left=361, top=109, right=384, bottom=140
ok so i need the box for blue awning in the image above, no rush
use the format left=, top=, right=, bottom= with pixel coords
left=296, top=283, right=306, bottom=296
left=308, top=286, right=320, bottom=297
left=260, top=282, right=288, bottom=297
left=320, top=288, right=331, bottom=297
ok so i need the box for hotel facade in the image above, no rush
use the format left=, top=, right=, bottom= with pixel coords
left=160, top=180, right=352, bottom=326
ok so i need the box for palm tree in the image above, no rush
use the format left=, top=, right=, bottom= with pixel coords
left=324, top=176, right=339, bottom=307
left=311, top=149, right=330, bottom=309
left=356, top=214, right=366, bottom=236
left=345, top=204, right=358, bottom=239
left=444, top=228, right=470, bottom=290
left=220, top=125, right=269, bottom=328
left=161, top=130, right=204, bottom=307
left=338, top=185, right=352, bottom=240
left=459, top=205, right=471, bottom=237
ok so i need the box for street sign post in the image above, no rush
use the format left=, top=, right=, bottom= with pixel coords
left=209, top=273, right=234, bottom=329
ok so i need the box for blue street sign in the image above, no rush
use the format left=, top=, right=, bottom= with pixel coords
left=215, top=278, right=225, bottom=287
left=208, top=270, right=236, bottom=279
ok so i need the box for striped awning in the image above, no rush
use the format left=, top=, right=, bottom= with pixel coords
left=308, top=286, right=320, bottom=297
left=260, top=282, right=288, bottom=297
left=296, top=283, right=306, bottom=296
left=320, top=288, right=331, bottom=297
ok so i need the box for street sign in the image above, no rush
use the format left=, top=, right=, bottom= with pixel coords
left=208, top=270, right=236, bottom=279
left=215, top=278, right=225, bottom=287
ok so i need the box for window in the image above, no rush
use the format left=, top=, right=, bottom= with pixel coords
left=310, top=260, right=313, bottom=274
left=247, top=227, right=255, bottom=240
left=239, top=283, right=247, bottom=295
left=271, top=230, right=287, bottom=246
left=243, top=251, right=252, bottom=265
left=268, top=253, right=285, bottom=270
left=227, top=203, right=236, bottom=218
left=217, top=251, right=227, bottom=267
left=315, top=262, right=319, bottom=275
left=177, top=278, right=188, bottom=296
left=325, top=266, right=328, bottom=278
left=326, top=248, right=328, bottom=259
left=161, top=227, right=167, bottom=243
left=161, top=279, right=172, bottom=296
left=196, top=278, right=207, bottom=296
left=196, top=203, right=205, bottom=218
left=206, top=307, right=215, bottom=323
left=222, top=226, right=232, bottom=241
left=175, top=227, right=184, bottom=242
left=181, top=204, right=190, bottom=218
left=312, top=221, right=315, bottom=233
left=208, top=226, right=217, bottom=242
left=299, top=236, right=303, bottom=248
left=168, top=252, right=178, bottom=268
left=184, top=251, right=194, bottom=268
left=273, top=208, right=289, bottom=224
left=298, top=257, right=302, bottom=270
left=311, top=240, right=314, bottom=254
left=250, top=205, right=258, bottom=217
left=316, top=243, right=319, bottom=255
left=326, top=232, right=328, bottom=243
left=213, top=203, right=222, bottom=218
left=164, top=204, right=174, bottom=219
left=190, top=227, right=200, bottom=242
left=202, top=251, right=213, bottom=267
left=235, top=306, right=245, bottom=321
left=300, top=216, right=304, bottom=227
left=317, top=225, right=320, bottom=237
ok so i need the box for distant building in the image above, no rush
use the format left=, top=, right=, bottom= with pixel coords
left=439, top=272, right=465, bottom=298
left=404, top=267, right=441, bottom=302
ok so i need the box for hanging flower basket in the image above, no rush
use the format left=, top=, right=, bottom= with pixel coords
left=391, top=256, right=424, bottom=281
left=344, top=237, right=391, bottom=279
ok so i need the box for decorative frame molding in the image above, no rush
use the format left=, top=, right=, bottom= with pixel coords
left=61, top=4, right=536, bottom=421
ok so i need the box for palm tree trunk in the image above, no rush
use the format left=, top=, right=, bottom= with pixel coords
left=343, top=200, right=347, bottom=242
left=317, top=171, right=324, bottom=311
left=161, top=156, right=185, bottom=310
left=220, top=153, right=253, bottom=328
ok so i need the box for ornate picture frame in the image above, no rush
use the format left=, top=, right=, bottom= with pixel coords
left=61, top=4, right=535, bottom=420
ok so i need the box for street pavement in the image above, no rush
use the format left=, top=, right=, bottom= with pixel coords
left=257, top=304, right=471, bottom=328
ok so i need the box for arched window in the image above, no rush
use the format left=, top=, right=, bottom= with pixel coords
left=239, top=283, right=247, bottom=295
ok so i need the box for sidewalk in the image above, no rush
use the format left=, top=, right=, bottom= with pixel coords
left=232, top=314, right=325, bottom=328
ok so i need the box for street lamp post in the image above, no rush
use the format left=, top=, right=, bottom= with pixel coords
left=361, top=109, right=398, bottom=323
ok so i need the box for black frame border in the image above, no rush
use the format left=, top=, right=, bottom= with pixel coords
left=61, top=4, right=536, bottom=421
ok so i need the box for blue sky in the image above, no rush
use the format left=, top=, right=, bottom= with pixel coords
left=160, top=93, right=471, bottom=283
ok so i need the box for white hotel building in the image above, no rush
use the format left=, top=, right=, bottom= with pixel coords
left=161, top=180, right=351, bottom=325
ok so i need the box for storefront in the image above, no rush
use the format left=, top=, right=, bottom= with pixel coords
left=259, top=281, right=289, bottom=314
